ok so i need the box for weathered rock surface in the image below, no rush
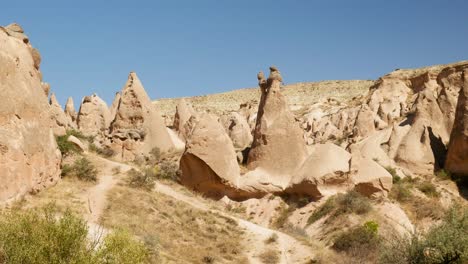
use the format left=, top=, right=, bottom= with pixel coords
left=77, top=94, right=111, bottom=137
left=350, top=152, right=392, bottom=197
left=445, top=69, right=468, bottom=176
left=67, top=135, right=87, bottom=152
left=220, top=112, right=253, bottom=151
left=287, top=143, right=351, bottom=199
left=173, top=98, right=196, bottom=142
left=179, top=114, right=241, bottom=199
left=64, top=97, right=77, bottom=123
left=109, top=72, right=175, bottom=161
left=247, top=67, right=308, bottom=184
left=0, top=24, right=61, bottom=203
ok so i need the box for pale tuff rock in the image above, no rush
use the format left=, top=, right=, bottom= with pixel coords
left=67, top=135, right=87, bottom=152
left=173, top=98, right=196, bottom=142
left=350, top=152, right=392, bottom=197
left=247, top=66, right=308, bottom=183
left=48, top=93, right=69, bottom=135
left=0, top=24, right=61, bottom=203
left=64, top=97, right=77, bottom=122
left=41, top=82, right=51, bottom=97
left=353, top=104, right=376, bottom=138
left=219, top=112, right=253, bottom=151
left=286, top=143, right=351, bottom=199
left=77, top=94, right=112, bottom=137
left=179, top=114, right=241, bottom=199
left=109, top=72, right=175, bottom=161
left=109, top=92, right=121, bottom=121
left=445, top=69, right=468, bottom=176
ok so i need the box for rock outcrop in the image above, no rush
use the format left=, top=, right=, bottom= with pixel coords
left=64, top=97, right=77, bottom=123
left=220, top=112, right=253, bottom=151
left=173, top=98, right=196, bottom=142
left=109, top=72, right=175, bottom=161
left=247, top=67, right=308, bottom=185
left=287, top=143, right=351, bottom=199
left=0, top=24, right=61, bottom=203
left=48, top=93, right=69, bottom=135
left=77, top=94, right=111, bottom=137
left=179, top=114, right=241, bottom=199
left=445, top=69, right=468, bottom=176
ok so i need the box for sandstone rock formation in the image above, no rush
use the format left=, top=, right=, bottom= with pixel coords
left=49, top=93, right=77, bottom=135
left=109, top=72, right=175, bottom=161
left=77, top=94, right=111, bottom=137
left=179, top=114, right=241, bottom=199
left=173, top=98, right=196, bottom=142
left=109, top=92, right=121, bottom=121
left=220, top=112, right=253, bottom=151
left=287, top=143, right=351, bottom=199
left=349, top=152, right=392, bottom=197
left=247, top=67, right=308, bottom=184
left=64, top=97, right=77, bottom=123
left=445, top=69, right=468, bottom=176
left=0, top=24, right=61, bottom=203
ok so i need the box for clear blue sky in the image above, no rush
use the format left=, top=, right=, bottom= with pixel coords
left=2, top=0, right=467, bottom=106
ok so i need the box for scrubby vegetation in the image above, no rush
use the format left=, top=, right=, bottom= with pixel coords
left=0, top=206, right=148, bottom=264
left=101, top=186, right=248, bottom=263
left=89, top=143, right=115, bottom=158
left=259, top=249, right=280, bottom=264
left=333, top=221, right=380, bottom=260
left=307, top=191, right=372, bottom=225
left=61, top=157, right=98, bottom=182
left=416, top=181, right=440, bottom=198
left=56, top=130, right=93, bottom=156
left=126, top=168, right=156, bottom=191
left=380, top=205, right=468, bottom=264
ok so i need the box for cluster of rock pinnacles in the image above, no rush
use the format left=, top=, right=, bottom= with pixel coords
left=0, top=23, right=467, bottom=204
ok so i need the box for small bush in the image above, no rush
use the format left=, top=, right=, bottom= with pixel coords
left=61, top=157, right=98, bottom=182
left=417, top=181, right=440, bottom=198
left=307, top=191, right=372, bottom=225
left=385, top=167, right=400, bottom=183
left=127, top=168, right=156, bottom=191
left=56, top=135, right=80, bottom=156
left=307, top=196, right=336, bottom=225
left=0, top=206, right=149, bottom=264
left=333, top=221, right=380, bottom=254
left=380, top=205, right=468, bottom=264
left=435, top=169, right=452, bottom=181
left=259, top=249, right=280, bottom=264
left=389, top=177, right=416, bottom=202
left=95, top=229, right=149, bottom=264
left=412, top=199, right=445, bottom=220
left=265, top=233, right=279, bottom=244
left=73, top=157, right=98, bottom=181
left=156, top=161, right=180, bottom=181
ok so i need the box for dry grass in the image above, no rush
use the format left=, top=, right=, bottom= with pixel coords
left=153, top=80, right=373, bottom=120
left=101, top=185, right=248, bottom=263
left=258, top=248, right=280, bottom=264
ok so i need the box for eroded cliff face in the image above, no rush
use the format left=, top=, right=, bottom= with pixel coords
left=0, top=24, right=61, bottom=203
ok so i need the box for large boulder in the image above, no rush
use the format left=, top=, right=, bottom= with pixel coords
left=77, top=94, right=111, bottom=137
left=247, top=67, right=308, bottom=184
left=48, top=93, right=69, bottom=135
left=109, top=72, right=175, bottom=161
left=350, top=152, right=392, bottom=197
left=445, top=69, right=468, bottom=176
left=287, top=143, right=351, bottom=199
left=179, top=114, right=241, bottom=199
left=0, top=24, right=61, bottom=203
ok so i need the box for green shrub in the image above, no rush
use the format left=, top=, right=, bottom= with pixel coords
left=62, top=157, right=98, bottom=182
left=417, top=181, right=440, bottom=198
left=307, top=196, right=336, bottom=225
left=56, top=134, right=80, bottom=156
left=127, top=168, right=156, bottom=191
left=0, top=206, right=149, bottom=264
left=390, top=182, right=412, bottom=202
left=156, top=161, right=180, bottom=181
left=333, top=221, right=380, bottom=254
left=380, top=205, right=468, bottom=264
left=307, top=191, right=372, bottom=225
left=385, top=167, right=400, bottom=183
left=436, top=169, right=452, bottom=181
left=95, top=229, right=149, bottom=264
